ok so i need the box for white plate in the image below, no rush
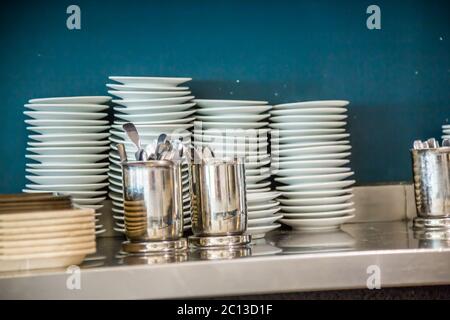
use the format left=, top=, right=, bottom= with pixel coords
left=274, top=100, right=349, bottom=110
left=276, top=172, right=354, bottom=185
left=26, top=162, right=109, bottom=169
left=28, top=140, right=109, bottom=147
left=113, top=103, right=195, bottom=115
left=270, top=121, right=346, bottom=129
left=72, top=197, right=106, bottom=205
left=110, top=130, right=191, bottom=141
left=273, top=167, right=350, bottom=177
left=272, top=134, right=350, bottom=144
left=196, top=121, right=268, bottom=129
left=246, top=174, right=271, bottom=184
left=272, top=145, right=352, bottom=157
left=248, top=214, right=283, bottom=227
left=114, top=110, right=196, bottom=122
left=196, top=105, right=271, bottom=115
left=28, top=96, right=111, bottom=104
left=106, top=83, right=189, bottom=91
left=111, top=124, right=192, bottom=133
left=112, top=96, right=194, bottom=107
left=247, top=192, right=281, bottom=204
left=245, top=159, right=271, bottom=169
left=26, top=175, right=108, bottom=185
left=28, top=133, right=110, bottom=142
left=281, top=202, right=354, bottom=213
left=275, top=159, right=350, bottom=169
left=280, top=214, right=355, bottom=230
left=280, top=188, right=353, bottom=199
left=248, top=208, right=282, bottom=219
left=271, top=128, right=346, bottom=137
left=245, top=224, right=281, bottom=238
left=270, top=115, right=347, bottom=123
left=109, top=76, right=191, bottom=87
left=27, top=147, right=109, bottom=155
left=193, top=140, right=269, bottom=151
left=272, top=152, right=351, bottom=162
left=194, top=128, right=270, bottom=136
left=25, top=154, right=108, bottom=164
left=281, top=208, right=355, bottom=219
left=26, top=168, right=109, bottom=176
left=245, top=168, right=271, bottom=176
left=271, top=107, right=347, bottom=116
left=24, top=104, right=109, bottom=112
left=276, top=180, right=356, bottom=191
left=25, top=183, right=108, bottom=191
left=24, top=111, right=107, bottom=120
left=279, top=194, right=353, bottom=206
left=246, top=181, right=271, bottom=189
left=196, top=114, right=270, bottom=122
left=194, top=99, right=268, bottom=108
left=25, top=119, right=109, bottom=127
left=108, top=90, right=190, bottom=100
left=193, top=134, right=267, bottom=144
left=248, top=201, right=280, bottom=211
left=27, top=126, right=110, bottom=134
left=272, top=140, right=349, bottom=151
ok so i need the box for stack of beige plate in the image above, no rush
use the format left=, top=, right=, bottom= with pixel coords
left=0, top=193, right=96, bottom=272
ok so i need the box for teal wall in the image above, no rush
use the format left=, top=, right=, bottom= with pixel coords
left=0, top=0, right=449, bottom=192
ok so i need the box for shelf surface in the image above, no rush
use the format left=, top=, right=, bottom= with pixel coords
left=1, top=221, right=450, bottom=299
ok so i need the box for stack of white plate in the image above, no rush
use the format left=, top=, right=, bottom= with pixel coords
left=0, top=207, right=96, bottom=272
left=193, top=99, right=282, bottom=239
left=270, top=100, right=356, bottom=232
left=442, top=124, right=450, bottom=139
left=23, top=96, right=111, bottom=235
left=106, top=76, right=195, bottom=233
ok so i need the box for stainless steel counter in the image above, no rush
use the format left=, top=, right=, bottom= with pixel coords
left=1, top=221, right=450, bottom=299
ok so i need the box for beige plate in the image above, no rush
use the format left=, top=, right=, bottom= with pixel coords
left=0, top=208, right=94, bottom=222
left=0, top=234, right=95, bottom=249
left=0, top=216, right=94, bottom=228
left=0, top=221, right=95, bottom=235
left=0, top=241, right=96, bottom=256
left=0, top=228, right=94, bottom=241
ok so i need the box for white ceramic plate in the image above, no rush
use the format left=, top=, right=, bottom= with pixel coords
left=196, top=114, right=270, bottom=123
left=26, top=168, right=109, bottom=176
left=281, top=208, right=355, bottom=219
left=25, top=183, right=108, bottom=191
left=248, top=214, right=283, bottom=227
left=248, top=208, right=282, bottom=219
left=23, top=189, right=106, bottom=198
left=26, top=162, right=109, bottom=169
left=28, top=96, right=111, bottom=104
left=24, top=111, right=107, bottom=120
left=26, top=175, right=108, bottom=185
left=28, top=133, right=110, bottom=142
left=272, top=145, right=352, bottom=157
left=275, top=159, right=350, bottom=169
left=28, top=140, right=109, bottom=147
left=113, top=103, right=195, bottom=115
left=280, top=214, right=355, bottom=230
left=114, top=110, right=196, bottom=122
left=110, top=130, right=191, bottom=141
left=109, top=76, right=191, bottom=87
left=110, top=124, right=192, bottom=133
left=24, top=104, right=109, bottom=112
left=196, top=105, right=271, bottom=115
left=194, top=128, right=271, bottom=136
left=72, top=197, right=106, bottom=205
left=276, top=180, right=356, bottom=191
left=270, top=121, right=346, bottom=129
left=271, top=128, right=346, bottom=137
left=25, top=119, right=109, bottom=127
left=25, top=154, right=108, bottom=164
left=274, top=100, right=349, bottom=110
left=279, top=194, right=354, bottom=206
left=271, top=115, right=347, bottom=123
left=245, top=224, right=281, bottom=238
left=276, top=172, right=354, bottom=185
left=27, top=126, right=110, bottom=134
left=193, top=134, right=267, bottom=144
left=196, top=121, right=268, bottom=130
left=271, top=107, right=347, bottom=116
left=247, top=192, right=281, bottom=204
left=246, top=174, right=271, bottom=184
left=26, top=147, right=109, bottom=155
left=194, top=99, right=268, bottom=108
left=106, top=83, right=189, bottom=91
left=246, top=181, right=271, bottom=189
left=272, top=134, right=350, bottom=144
left=280, top=188, right=353, bottom=199
left=112, top=96, right=194, bottom=107
left=281, top=202, right=354, bottom=213
left=273, top=167, right=350, bottom=177
left=271, top=152, right=351, bottom=162
left=248, top=201, right=280, bottom=211
left=108, top=90, right=190, bottom=100
left=272, top=140, right=349, bottom=151
left=245, top=159, right=271, bottom=169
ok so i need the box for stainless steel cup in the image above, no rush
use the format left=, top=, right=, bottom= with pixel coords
left=411, top=147, right=450, bottom=218
left=190, top=158, right=247, bottom=236
left=122, top=160, right=184, bottom=242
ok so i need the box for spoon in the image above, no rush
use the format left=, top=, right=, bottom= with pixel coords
left=154, top=133, right=169, bottom=160
left=116, top=143, right=127, bottom=163
left=122, top=123, right=147, bottom=160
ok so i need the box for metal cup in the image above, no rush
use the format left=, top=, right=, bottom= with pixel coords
left=190, top=158, right=247, bottom=237
left=122, top=160, right=184, bottom=242
left=411, top=147, right=450, bottom=218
